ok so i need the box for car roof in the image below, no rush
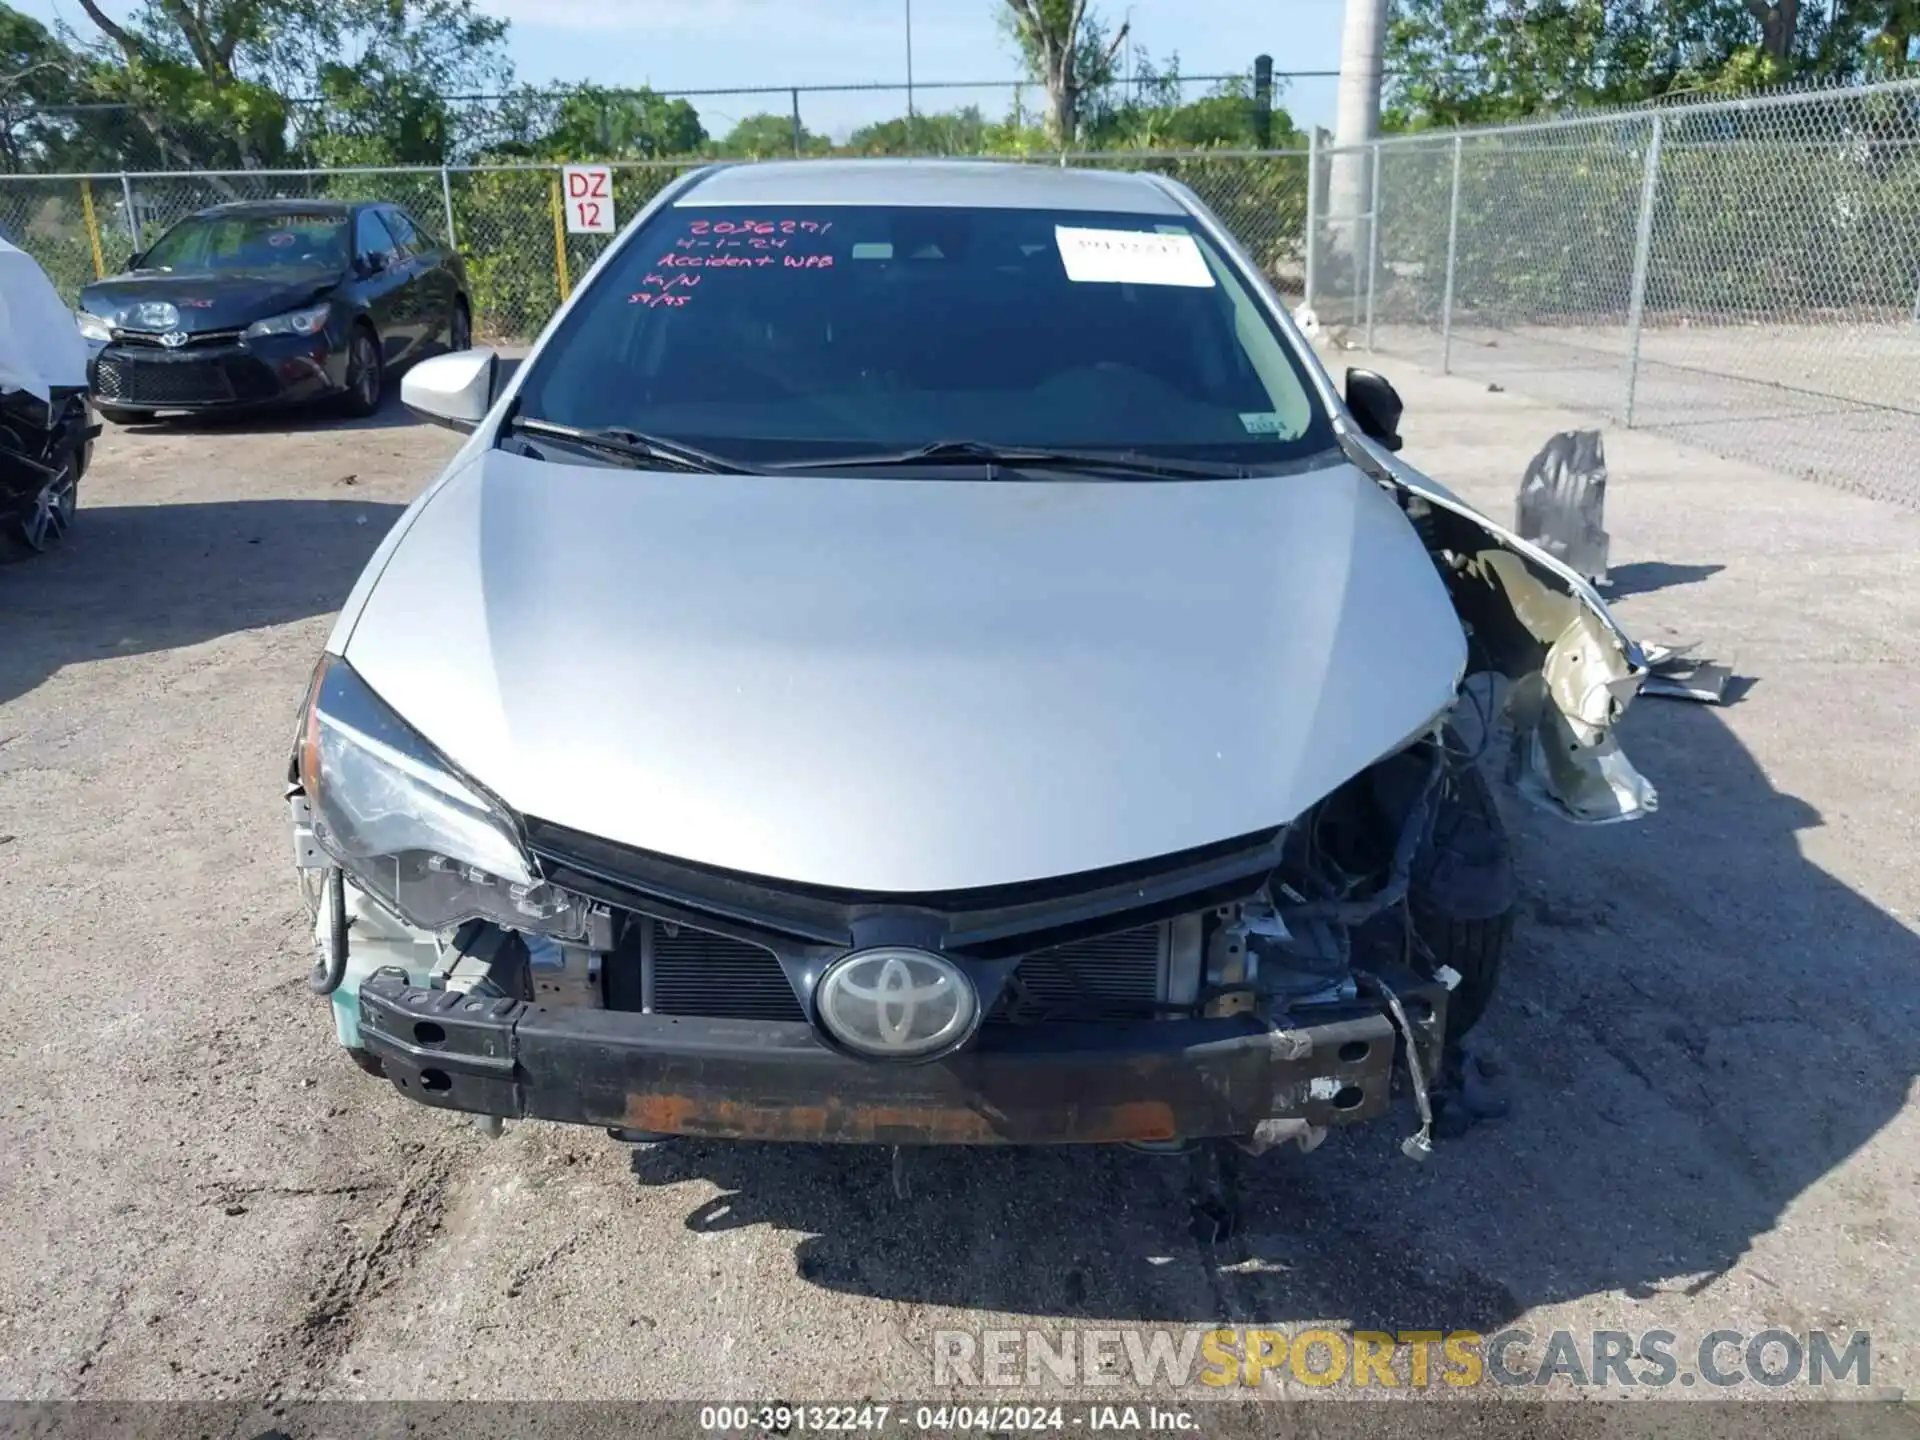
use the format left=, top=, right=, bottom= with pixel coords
left=193, top=199, right=360, bottom=218
left=676, top=159, right=1190, bottom=215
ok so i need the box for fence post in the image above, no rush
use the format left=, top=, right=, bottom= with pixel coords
left=549, top=171, right=572, bottom=303
left=1623, top=112, right=1664, bottom=428
left=791, top=89, right=803, bottom=156
left=440, top=166, right=458, bottom=250
left=1303, top=128, right=1319, bottom=313
left=1364, top=140, right=1381, bottom=351
left=119, top=172, right=138, bottom=250
left=1440, top=134, right=1462, bottom=374
left=79, top=179, right=105, bottom=279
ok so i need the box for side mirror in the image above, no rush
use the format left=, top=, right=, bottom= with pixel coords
left=401, top=346, right=497, bottom=432
left=125, top=250, right=145, bottom=270
left=1345, top=368, right=1404, bottom=452
left=358, top=251, right=388, bottom=277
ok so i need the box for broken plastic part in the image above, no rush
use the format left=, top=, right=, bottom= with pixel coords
left=1351, top=439, right=1658, bottom=826
left=1235, top=1117, right=1327, bottom=1155
left=1359, top=969, right=1435, bottom=1162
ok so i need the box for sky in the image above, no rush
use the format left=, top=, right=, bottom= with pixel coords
left=13, top=0, right=1354, bottom=141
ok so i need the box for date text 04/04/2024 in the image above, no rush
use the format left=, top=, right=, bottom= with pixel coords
left=698, top=1406, right=1200, bottom=1433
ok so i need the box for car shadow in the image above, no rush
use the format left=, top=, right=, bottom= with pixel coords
left=623, top=698, right=1917, bottom=1330
left=1599, top=561, right=1726, bottom=600
left=107, top=392, right=422, bottom=437
left=0, top=498, right=406, bottom=708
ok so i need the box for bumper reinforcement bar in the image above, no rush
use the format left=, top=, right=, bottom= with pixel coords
left=358, top=967, right=1446, bottom=1145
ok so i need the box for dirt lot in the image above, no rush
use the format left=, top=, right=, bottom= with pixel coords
left=1, top=364, right=1916, bottom=1416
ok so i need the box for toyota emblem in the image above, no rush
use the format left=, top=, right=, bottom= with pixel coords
left=815, top=947, right=977, bottom=1060
left=159, top=330, right=188, bottom=349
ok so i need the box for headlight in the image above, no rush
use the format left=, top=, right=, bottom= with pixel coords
left=245, top=302, right=331, bottom=340
left=75, top=311, right=113, bottom=342
left=296, top=655, right=586, bottom=938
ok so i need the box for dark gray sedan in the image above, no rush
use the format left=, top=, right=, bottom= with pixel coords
left=76, top=198, right=469, bottom=423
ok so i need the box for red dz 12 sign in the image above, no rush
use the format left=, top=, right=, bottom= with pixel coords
left=563, top=165, right=616, bottom=234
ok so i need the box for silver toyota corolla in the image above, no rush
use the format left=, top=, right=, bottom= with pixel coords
left=287, top=160, right=1654, bottom=1159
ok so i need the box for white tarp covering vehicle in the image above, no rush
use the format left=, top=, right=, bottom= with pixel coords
left=0, top=238, right=94, bottom=559
left=285, top=161, right=1656, bottom=1166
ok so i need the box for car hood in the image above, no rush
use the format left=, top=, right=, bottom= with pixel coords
left=341, top=450, right=1468, bottom=893
left=80, top=269, right=341, bottom=332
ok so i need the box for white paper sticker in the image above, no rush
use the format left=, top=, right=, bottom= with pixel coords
left=1240, top=412, right=1292, bottom=435
left=1055, top=226, right=1216, bottom=288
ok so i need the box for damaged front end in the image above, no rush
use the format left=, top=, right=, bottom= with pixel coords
left=1360, top=439, right=1658, bottom=827
left=285, top=649, right=1511, bottom=1158
left=281, top=434, right=1655, bottom=1156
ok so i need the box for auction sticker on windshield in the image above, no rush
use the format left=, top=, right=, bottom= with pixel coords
left=1055, top=226, right=1215, bottom=288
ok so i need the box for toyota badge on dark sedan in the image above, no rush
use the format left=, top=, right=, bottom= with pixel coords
left=75, top=199, right=471, bottom=423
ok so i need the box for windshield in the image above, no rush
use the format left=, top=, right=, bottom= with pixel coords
left=140, top=211, right=350, bottom=273
left=510, top=202, right=1333, bottom=469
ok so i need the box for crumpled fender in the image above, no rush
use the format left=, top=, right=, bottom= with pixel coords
left=1348, top=439, right=1657, bottom=825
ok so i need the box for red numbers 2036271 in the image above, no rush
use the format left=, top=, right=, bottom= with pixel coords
left=686, top=219, right=833, bottom=236
left=628, top=221, right=837, bottom=305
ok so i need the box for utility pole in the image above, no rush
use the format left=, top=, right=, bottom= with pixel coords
left=1330, top=0, right=1388, bottom=269
left=905, top=0, right=916, bottom=130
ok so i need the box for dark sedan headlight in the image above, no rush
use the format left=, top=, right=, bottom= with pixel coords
left=245, top=302, right=331, bottom=340
left=296, top=656, right=587, bottom=938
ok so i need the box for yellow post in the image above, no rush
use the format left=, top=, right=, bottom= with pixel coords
left=79, top=179, right=105, bottom=279
left=549, top=175, right=572, bottom=303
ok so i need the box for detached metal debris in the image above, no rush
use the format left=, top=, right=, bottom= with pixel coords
left=1514, top=430, right=1737, bottom=705
left=1641, top=642, right=1735, bottom=705
left=1516, top=429, right=1611, bottom=586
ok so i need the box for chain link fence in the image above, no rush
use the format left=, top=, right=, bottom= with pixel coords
left=0, top=152, right=1311, bottom=347
left=9, top=77, right=1918, bottom=508
left=1309, top=75, right=1920, bottom=508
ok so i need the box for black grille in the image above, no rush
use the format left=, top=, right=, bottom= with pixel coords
left=990, top=924, right=1168, bottom=1022
left=633, top=916, right=1168, bottom=1025
left=97, top=356, right=234, bottom=405
left=648, top=921, right=804, bottom=1021
left=96, top=352, right=279, bottom=407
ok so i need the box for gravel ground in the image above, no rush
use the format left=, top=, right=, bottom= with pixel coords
left=1, top=364, right=1916, bottom=1420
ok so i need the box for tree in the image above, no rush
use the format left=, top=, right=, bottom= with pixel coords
left=847, top=106, right=992, bottom=154
left=1383, top=0, right=1857, bottom=126
left=291, top=0, right=511, bottom=164
left=1815, top=0, right=1920, bottom=73
left=535, top=86, right=706, bottom=160
left=64, top=0, right=293, bottom=166
left=60, top=0, right=511, bottom=167
left=0, top=7, right=83, bottom=172
left=1084, top=52, right=1298, bottom=150
left=1000, top=0, right=1130, bottom=144
left=719, top=111, right=827, bottom=158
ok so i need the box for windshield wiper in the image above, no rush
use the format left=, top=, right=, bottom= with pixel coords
left=505, top=416, right=757, bottom=475
left=774, top=440, right=1249, bottom=479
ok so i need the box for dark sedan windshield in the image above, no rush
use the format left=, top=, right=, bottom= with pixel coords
left=140, top=211, right=349, bottom=272
left=511, top=203, right=1332, bottom=468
